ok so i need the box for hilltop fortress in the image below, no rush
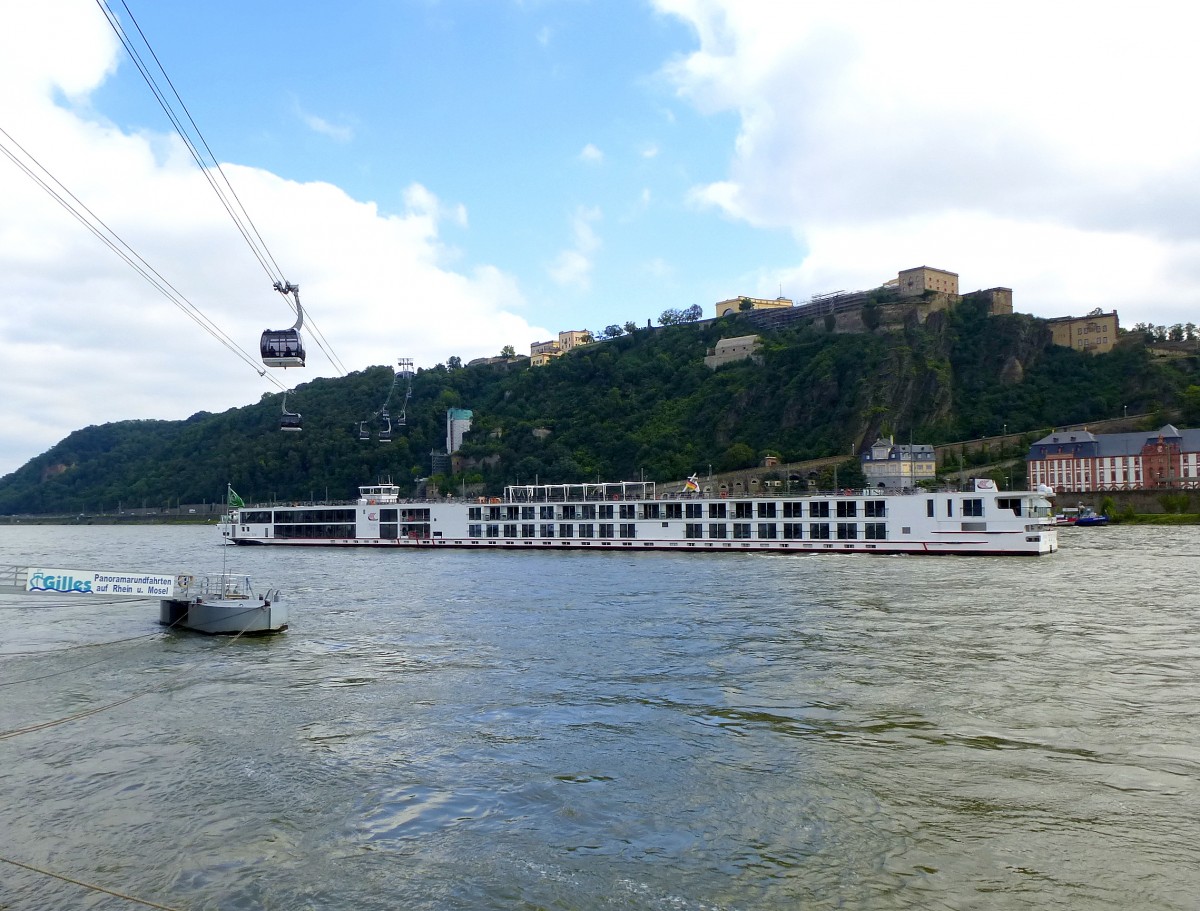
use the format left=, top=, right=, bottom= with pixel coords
left=529, top=264, right=1120, bottom=367
left=717, top=265, right=1012, bottom=332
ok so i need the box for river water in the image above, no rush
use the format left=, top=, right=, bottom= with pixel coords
left=0, top=524, right=1196, bottom=910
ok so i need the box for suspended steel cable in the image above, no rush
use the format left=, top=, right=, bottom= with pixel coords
left=115, top=0, right=291, bottom=283
left=94, top=0, right=348, bottom=376
left=92, top=0, right=284, bottom=287
left=0, top=126, right=287, bottom=390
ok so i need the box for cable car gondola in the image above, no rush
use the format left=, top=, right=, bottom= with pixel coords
left=357, top=358, right=413, bottom=443
left=280, top=389, right=302, bottom=432
left=261, top=281, right=306, bottom=368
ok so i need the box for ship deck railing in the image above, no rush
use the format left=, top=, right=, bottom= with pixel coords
left=232, top=482, right=1044, bottom=512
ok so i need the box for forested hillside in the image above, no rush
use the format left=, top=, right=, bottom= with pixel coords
left=1, top=301, right=1197, bottom=514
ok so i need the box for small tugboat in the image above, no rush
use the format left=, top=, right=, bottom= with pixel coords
left=1072, top=507, right=1110, bottom=527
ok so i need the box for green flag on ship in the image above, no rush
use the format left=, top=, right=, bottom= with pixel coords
left=227, top=486, right=245, bottom=508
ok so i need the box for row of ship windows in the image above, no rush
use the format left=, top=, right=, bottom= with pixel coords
left=244, top=509, right=432, bottom=524
left=466, top=522, right=890, bottom=540
left=467, top=501, right=888, bottom=521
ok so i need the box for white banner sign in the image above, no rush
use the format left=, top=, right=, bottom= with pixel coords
left=26, top=568, right=176, bottom=597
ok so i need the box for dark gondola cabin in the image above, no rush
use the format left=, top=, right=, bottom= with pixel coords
left=280, top=389, right=302, bottom=432
left=261, top=329, right=305, bottom=367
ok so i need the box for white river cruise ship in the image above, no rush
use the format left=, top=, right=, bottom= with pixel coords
left=220, top=478, right=1058, bottom=556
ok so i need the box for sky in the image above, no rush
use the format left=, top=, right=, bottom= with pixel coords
left=2, top=0, right=1199, bottom=478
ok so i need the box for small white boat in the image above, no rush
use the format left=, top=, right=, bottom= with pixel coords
left=159, top=573, right=287, bottom=635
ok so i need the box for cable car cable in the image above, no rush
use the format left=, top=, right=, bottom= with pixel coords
left=95, top=0, right=349, bottom=376
left=0, top=126, right=287, bottom=390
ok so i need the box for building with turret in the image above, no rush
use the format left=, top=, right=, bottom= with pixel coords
left=1026, top=425, right=1200, bottom=491
left=861, top=437, right=937, bottom=488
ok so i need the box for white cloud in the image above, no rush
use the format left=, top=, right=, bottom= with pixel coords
left=579, top=143, right=604, bottom=165
left=655, top=0, right=1200, bottom=326
left=0, top=0, right=548, bottom=477
left=295, top=103, right=355, bottom=143
left=640, top=143, right=659, bottom=159
left=547, top=206, right=602, bottom=288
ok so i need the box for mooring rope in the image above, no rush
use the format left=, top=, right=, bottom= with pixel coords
left=0, top=855, right=186, bottom=910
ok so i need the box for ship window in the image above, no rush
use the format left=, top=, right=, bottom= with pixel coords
left=661, top=503, right=679, bottom=519
left=599, top=505, right=614, bottom=519
left=619, top=523, right=637, bottom=538
left=783, top=523, right=803, bottom=539
left=469, top=524, right=482, bottom=537
left=783, top=502, right=803, bottom=518
left=709, top=523, right=727, bottom=538
left=620, top=504, right=637, bottom=519
left=837, top=522, right=858, bottom=539
left=864, top=500, right=885, bottom=517
left=685, top=503, right=703, bottom=518
left=963, top=498, right=984, bottom=517
left=540, top=506, right=554, bottom=520
left=927, top=499, right=934, bottom=517
left=758, top=523, right=777, bottom=539
left=559, top=524, right=574, bottom=538
left=946, top=500, right=954, bottom=517
left=997, top=498, right=1022, bottom=516
left=581, top=504, right=597, bottom=520
left=540, top=524, right=555, bottom=537
left=486, top=524, right=499, bottom=537
left=810, top=501, right=830, bottom=518
left=836, top=501, right=857, bottom=518
left=810, top=522, right=830, bottom=539
left=578, top=523, right=594, bottom=538
left=733, top=502, right=753, bottom=519
left=865, top=522, right=886, bottom=540
left=521, top=506, right=535, bottom=520
left=599, top=524, right=614, bottom=538
left=733, top=523, right=752, bottom=539
left=521, top=524, right=536, bottom=537
left=504, top=524, right=517, bottom=537
left=757, top=502, right=777, bottom=518
left=685, top=523, right=703, bottom=539
left=708, top=503, right=727, bottom=519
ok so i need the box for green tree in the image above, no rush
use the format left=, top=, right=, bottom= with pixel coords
left=623, top=321, right=638, bottom=334
left=718, top=442, right=756, bottom=472
left=658, top=308, right=683, bottom=326
left=500, top=345, right=516, bottom=357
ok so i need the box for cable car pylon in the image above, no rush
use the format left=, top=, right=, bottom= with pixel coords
left=359, top=358, right=413, bottom=443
